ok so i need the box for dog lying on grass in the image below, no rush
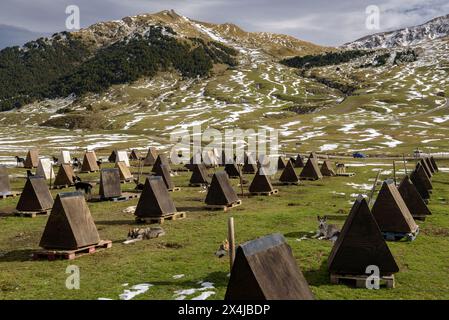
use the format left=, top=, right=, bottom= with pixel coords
left=123, top=227, right=166, bottom=244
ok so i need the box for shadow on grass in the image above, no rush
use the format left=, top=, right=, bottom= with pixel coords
left=95, top=220, right=136, bottom=226
left=303, top=259, right=331, bottom=287
left=0, top=249, right=34, bottom=262
left=284, top=231, right=315, bottom=239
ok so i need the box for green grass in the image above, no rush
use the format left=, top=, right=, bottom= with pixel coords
left=1, top=159, right=449, bottom=300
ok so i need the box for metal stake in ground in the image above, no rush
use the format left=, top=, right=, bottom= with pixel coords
left=368, top=170, right=382, bottom=206
left=403, top=153, right=408, bottom=175
left=393, top=161, right=397, bottom=186
left=228, top=216, right=235, bottom=271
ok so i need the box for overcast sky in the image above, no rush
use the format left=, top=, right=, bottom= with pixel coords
left=1, top=0, right=448, bottom=48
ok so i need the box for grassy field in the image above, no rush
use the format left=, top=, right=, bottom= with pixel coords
left=1, top=158, right=448, bottom=300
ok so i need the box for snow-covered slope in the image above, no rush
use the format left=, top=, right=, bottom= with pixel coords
left=345, top=14, right=449, bottom=49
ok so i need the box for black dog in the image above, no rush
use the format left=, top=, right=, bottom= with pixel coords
left=26, top=170, right=34, bottom=177
left=15, top=156, right=25, bottom=167
left=74, top=182, right=93, bottom=196
left=133, top=179, right=144, bottom=191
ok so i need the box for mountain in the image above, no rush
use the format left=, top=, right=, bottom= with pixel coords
left=0, top=10, right=327, bottom=112
left=345, top=14, right=449, bottom=49
left=0, top=11, right=447, bottom=158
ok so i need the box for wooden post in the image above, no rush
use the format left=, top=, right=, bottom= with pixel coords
left=137, top=158, right=142, bottom=183
left=403, top=154, right=408, bottom=175
left=393, top=161, right=397, bottom=186
left=368, top=170, right=382, bottom=206
left=238, top=165, right=244, bottom=197
left=228, top=217, right=236, bottom=271
left=49, top=165, right=53, bottom=190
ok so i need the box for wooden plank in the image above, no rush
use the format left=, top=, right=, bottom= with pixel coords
left=206, top=200, right=242, bottom=212
left=0, top=191, right=21, bottom=199
left=330, top=273, right=395, bottom=289
left=135, top=212, right=186, bottom=224
left=14, top=209, right=50, bottom=218
left=33, top=240, right=112, bottom=261
left=249, top=189, right=279, bottom=196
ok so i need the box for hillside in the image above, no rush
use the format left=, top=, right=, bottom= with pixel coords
left=0, top=11, right=448, bottom=160
left=345, top=14, right=449, bottom=49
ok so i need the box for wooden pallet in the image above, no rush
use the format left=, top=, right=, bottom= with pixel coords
left=280, top=181, right=300, bottom=185
left=206, top=200, right=242, bottom=212
left=135, top=212, right=186, bottom=224
left=14, top=209, right=51, bottom=218
left=382, top=227, right=419, bottom=242
left=250, top=189, right=279, bottom=196
left=336, top=173, right=356, bottom=177
left=0, top=191, right=21, bottom=199
left=92, top=192, right=140, bottom=203
left=330, top=273, right=395, bottom=289
left=168, top=187, right=181, bottom=192
left=188, top=183, right=209, bottom=187
left=33, top=240, right=112, bottom=261
left=52, top=184, right=72, bottom=190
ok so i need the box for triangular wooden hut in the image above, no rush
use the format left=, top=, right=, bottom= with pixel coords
left=54, top=164, right=76, bottom=187
left=151, top=154, right=171, bottom=173
left=279, top=160, right=299, bottom=184
left=419, top=159, right=432, bottom=179
left=398, top=175, right=431, bottom=220
left=153, top=164, right=176, bottom=191
left=293, top=155, right=305, bottom=168
left=24, top=149, right=39, bottom=169
left=189, top=164, right=210, bottom=187
left=225, top=234, right=314, bottom=300
left=116, top=150, right=130, bottom=167
left=115, top=161, right=133, bottom=182
left=299, top=157, right=323, bottom=180
left=58, top=150, right=71, bottom=165
left=371, top=180, right=418, bottom=234
left=108, top=150, right=117, bottom=163
left=39, top=192, right=101, bottom=250
left=81, top=151, right=99, bottom=172
left=242, top=153, right=257, bottom=174
left=0, top=166, right=11, bottom=196
left=99, top=168, right=122, bottom=199
left=414, top=163, right=433, bottom=191
left=36, top=158, right=55, bottom=180
left=225, top=163, right=241, bottom=179
left=134, top=177, right=178, bottom=219
left=430, top=156, right=439, bottom=172
left=143, top=147, right=159, bottom=166
left=277, top=156, right=287, bottom=170
left=16, top=176, right=53, bottom=212
left=410, top=168, right=431, bottom=202
left=328, top=196, right=399, bottom=276
left=129, top=149, right=141, bottom=161
left=321, top=160, right=336, bottom=177
left=425, top=157, right=435, bottom=174
left=205, top=171, right=240, bottom=207
left=249, top=168, right=277, bottom=195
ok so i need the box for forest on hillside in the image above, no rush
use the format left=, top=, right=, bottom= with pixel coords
left=0, top=26, right=238, bottom=111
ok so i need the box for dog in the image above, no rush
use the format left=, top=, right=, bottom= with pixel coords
left=127, top=227, right=165, bottom=240
left=52, top=156, right=59, bottom=164
left=96, top=159, right=103, bottom=169
left=72, top=157, right=81, bottom=168
left=215, top=240, right=229, bottom=258
left=314, top=216, right=340, bottom=242
left=15, top=156, right=25, bottom=167
left=26, top=170, right=34, bottom=177
left=74, top=181, right=93, bottom=197
left=133, top=178, right=145, bottom=191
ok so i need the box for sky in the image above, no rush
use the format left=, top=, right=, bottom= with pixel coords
left=1, top=0, right=449, bottom=48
